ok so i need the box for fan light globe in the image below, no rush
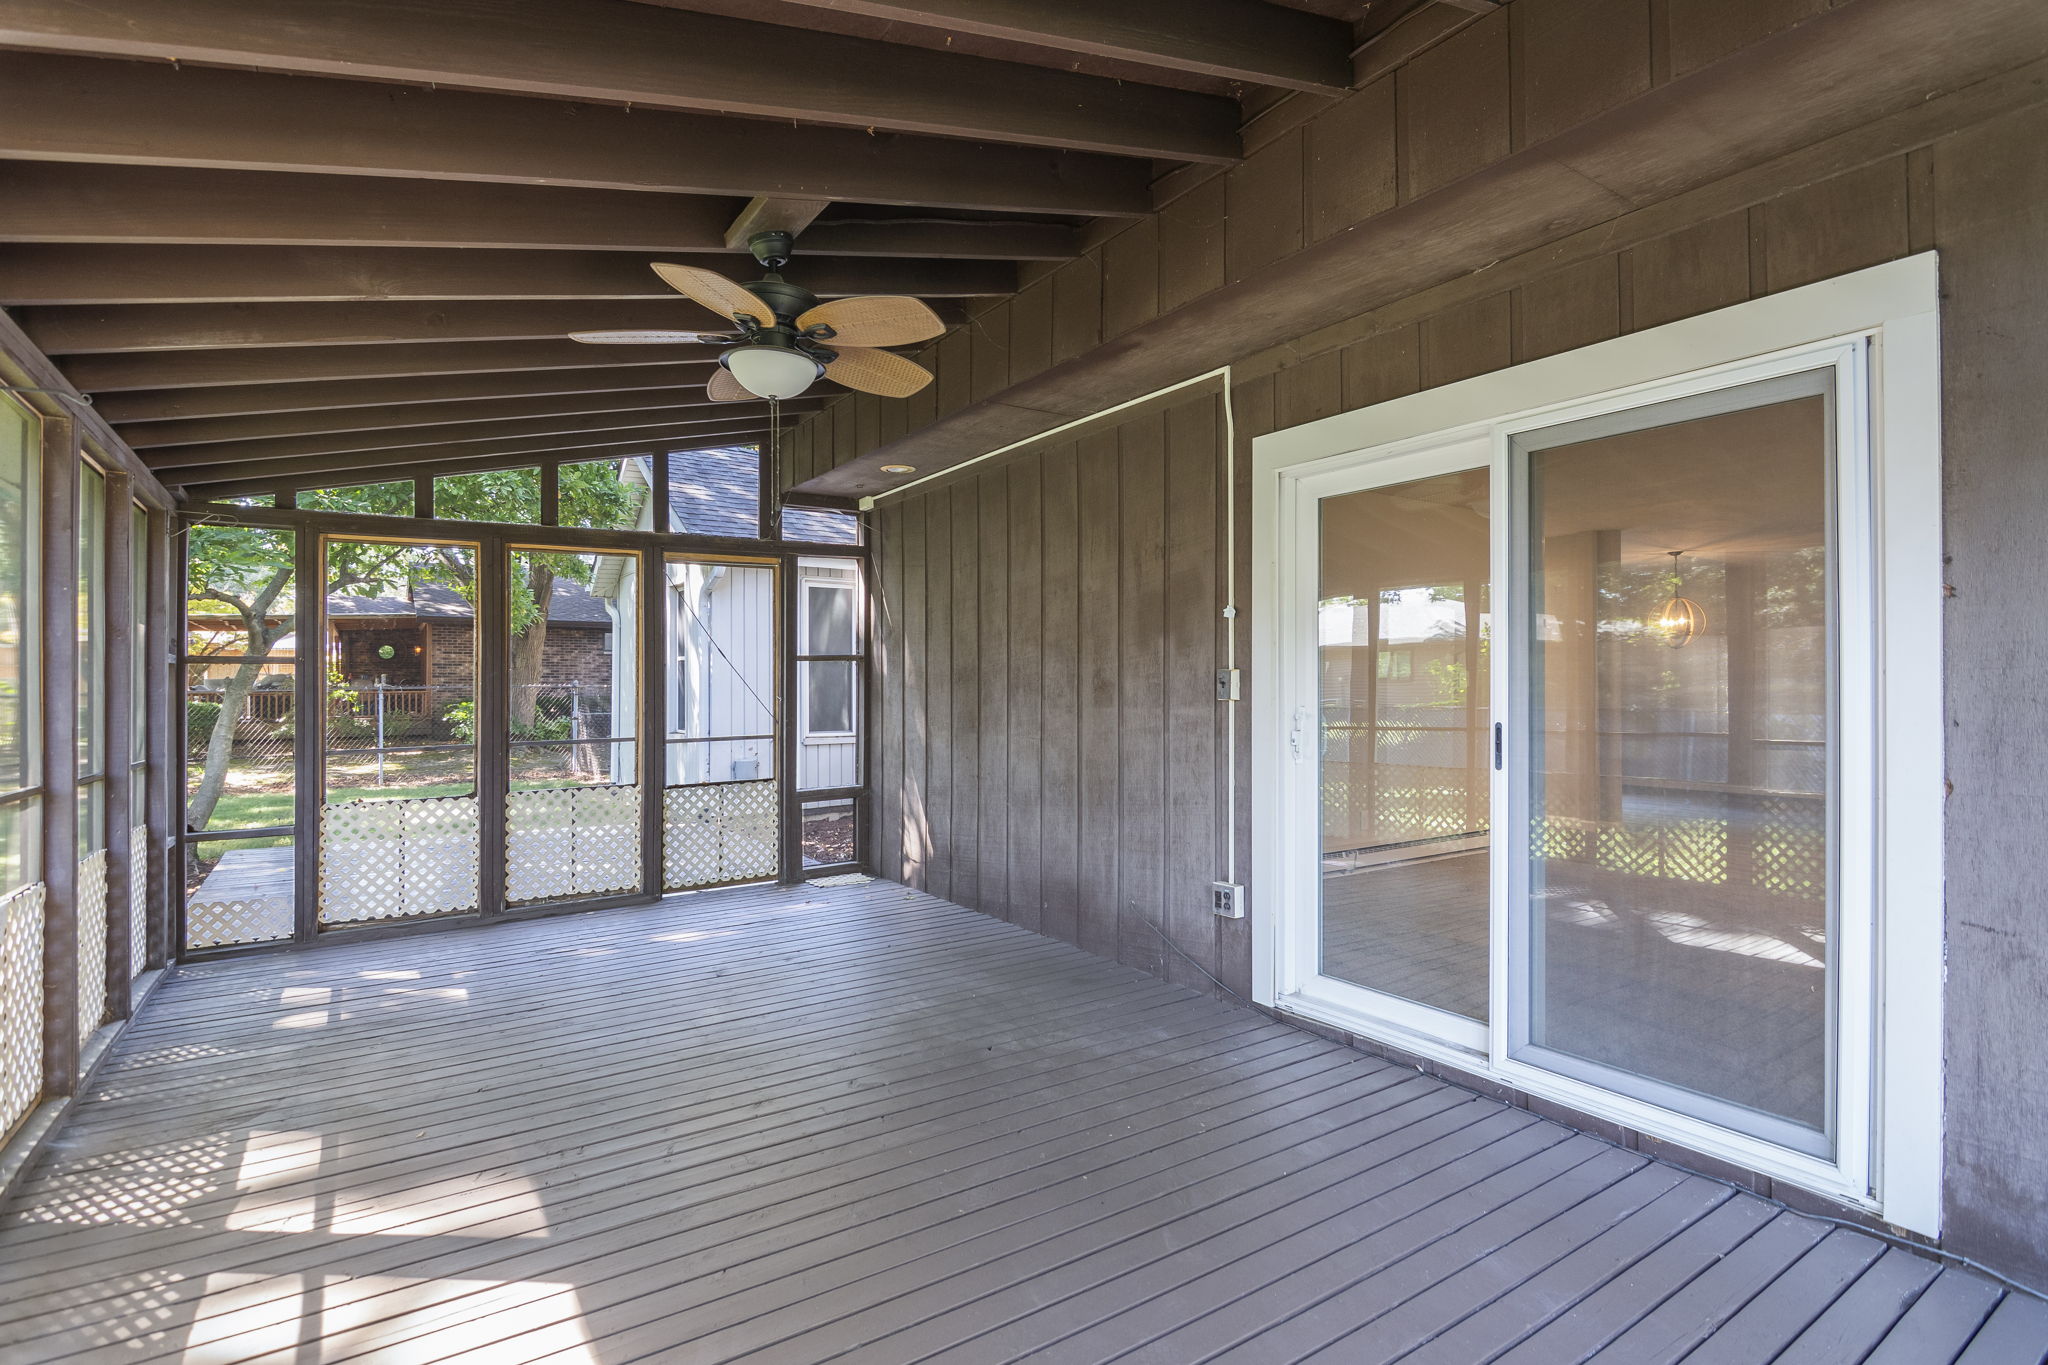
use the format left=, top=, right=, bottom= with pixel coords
left=725, top=345, right=821, bottom=400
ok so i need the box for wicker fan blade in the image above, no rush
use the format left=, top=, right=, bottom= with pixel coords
left=824, top=346, right=933, bottom=399
left=706, top=367, right=751, bottom=402
left=795, top=296, right=944, bottom=348
left=569, top=330, right=734, bottom=345
left=651, top=263, right=768, bottom=327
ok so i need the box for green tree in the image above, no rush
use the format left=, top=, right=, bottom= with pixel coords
left=184, top=468, right=644, bottom=826
left=183, top=525, right=295, bottom=831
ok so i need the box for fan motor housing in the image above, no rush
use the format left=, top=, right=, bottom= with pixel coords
left=741, top=276, right=818, bottom=326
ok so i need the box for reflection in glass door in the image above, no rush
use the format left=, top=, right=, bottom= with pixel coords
left=1510, top=372, right=1839, bottom=1155
left=1317, top=466, right=1491, bottom=1031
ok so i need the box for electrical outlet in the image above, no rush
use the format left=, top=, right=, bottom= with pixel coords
left=1211, top=881, right=1245, bottom=919
left=1215, top=668, right=1240, bottom=702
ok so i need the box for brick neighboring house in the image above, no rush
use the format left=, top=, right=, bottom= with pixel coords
left=327, top=579, right=614, bottom=701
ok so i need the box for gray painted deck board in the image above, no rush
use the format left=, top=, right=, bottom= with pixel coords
left=0, top=880, right=2036, bottom=1364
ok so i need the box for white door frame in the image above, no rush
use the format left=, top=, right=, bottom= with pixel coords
left=1249, top=253, right=1944, bottom=1234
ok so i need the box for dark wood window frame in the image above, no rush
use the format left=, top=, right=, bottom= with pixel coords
left=174, top=495, right=871, bottom=958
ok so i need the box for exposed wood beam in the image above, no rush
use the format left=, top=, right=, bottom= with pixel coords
left=0, top=53, right=1150, bottom=218
left=18, top=298, right=958, bottom=354
left=0, top=245, right=1014, bottom=306
left=145, top=402, right=804, bottom=470
left=726, top=198, right=832, bottom=252
left=757, top=0, right=1352, bottom=93
left=0, top=163, right=1081, bottom=260
left=94, top=366, right=722, bottom=424
left=17, top=301, right=730, bottom=355
left=175, top=432, right=771, bottom=501
left=0, top=305, right=168, bottom=506
left=64, top=341, right=722, bottom=393
left=117, top=388, right=787, bottom=450
left=803, top=0, right=2048, bottom=500
left=1353, top=0, right=1445, bottom=48
left=0, top=0, right=1239, bottom=161
left=168, top=425, right=773, bottom=490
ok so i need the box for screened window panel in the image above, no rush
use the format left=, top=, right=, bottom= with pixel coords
left=0, top=401, right=35, bottom=795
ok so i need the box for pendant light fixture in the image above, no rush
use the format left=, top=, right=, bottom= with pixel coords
left=1656, top=550, right=1707, bottom=648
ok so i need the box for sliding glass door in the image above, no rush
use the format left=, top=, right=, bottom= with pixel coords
left=1313, top=456, right=1492, bottom=1049
left=1507, top=370, right=1843, bottom=1157
left=1277, top=345, right=1869, bottom=1179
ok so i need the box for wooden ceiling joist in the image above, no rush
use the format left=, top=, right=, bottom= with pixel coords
left=63, top=341, right=722, bottom=394
left=167, top=425, right=773, bottom=489
left=0, top=0, right=1240, bottom=161
left=91, top=366, right=722, bottom=426
left=17, top=302, right=721, bottom=356
left=145, top=402, right=806, bottom=471
left=175, top=432, right=770, bottom=501
left=116, top=387, right=768, bottom=451
left=760, top=0, right=1353, bottom=93
left=0, top=54, right=1151, bottom=218
left=0, top=163, right=1082, bottom=260
left=724, top=198, right=833, bottom=251
left=0, top=245, right=1014, bottom=307
left=17, top=299, right=974, bottom=356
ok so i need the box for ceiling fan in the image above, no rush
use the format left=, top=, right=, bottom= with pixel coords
left=569, top=230, right=943, bottom=403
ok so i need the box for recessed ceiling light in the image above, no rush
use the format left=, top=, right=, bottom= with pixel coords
left=880, top=464, right=916, bottom=474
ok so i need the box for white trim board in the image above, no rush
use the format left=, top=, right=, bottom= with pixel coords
left=1249, top=252, right=1944, bottom=1235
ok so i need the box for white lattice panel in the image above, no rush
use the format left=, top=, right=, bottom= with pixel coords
left=319, top=795, right=480, bottom=925
left=662, top=785, right=719, bottom=890
left=76, top=851, right=109, bottom=1049
left=508, top=785, right=642, bottom=903
left=722, top=781, right=779, bottom=883
left=506, top=789, right=576, bottom=904
left=0, top=882, right=44, bottom=1143
left=128, top=825, right=148, bottom=976
left=401, top=798, right=480, bottom=917
left=185, top=894, right=295, bottom=950
left=663, top=780, right=778, bottom=890
left=318, top=800, right=401, bottom=923
left=573, top=786, right=640, bottom=895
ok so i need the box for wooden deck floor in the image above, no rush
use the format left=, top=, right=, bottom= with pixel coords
left=0, top=879, right=2042, bottom=1364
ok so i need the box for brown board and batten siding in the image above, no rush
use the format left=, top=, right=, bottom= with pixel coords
left=868, top=399, right=1228, bottom=995
left=826, top=9, right=2048, bottom=1294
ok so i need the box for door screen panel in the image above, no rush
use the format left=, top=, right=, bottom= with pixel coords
left=504, top=548, right=641, bottom=905
left=181, top=525, right=297, bottom=949
left=1317, top=466, right=1491, bottom=1022
left=664, top=559, right=778, bottom=889
left=318, top=538, right=480, bottom=924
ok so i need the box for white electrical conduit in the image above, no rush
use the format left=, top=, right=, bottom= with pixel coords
left=859, top=366, right=1241, bottom=884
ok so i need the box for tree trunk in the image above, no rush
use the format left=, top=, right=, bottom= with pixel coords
left=508, top=562, right=555, bottom=733
left=186, top=653, right=270, bottom=832
left=186, top=567, right=291, bottom=832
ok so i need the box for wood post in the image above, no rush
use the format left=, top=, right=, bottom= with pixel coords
left=476, top=533, right=509, bottom=919
left=291, top=527, right=321, bottom=942
left=101, top=471, right=134, bottom=1011
left=144, top=506, right=172, bottom=969
left=37, top=414, right=78, bottom=1095
left=639, top=544, right=666, bottom=899
left=777, top=554, right=800, bottom=884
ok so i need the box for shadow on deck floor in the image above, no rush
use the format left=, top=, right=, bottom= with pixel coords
left=0, top=879, right=2041, bottom=1363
